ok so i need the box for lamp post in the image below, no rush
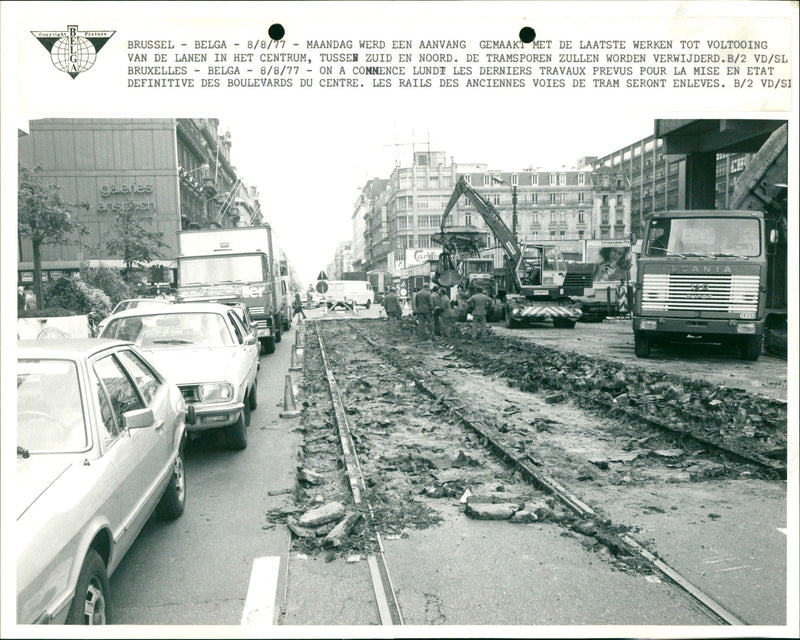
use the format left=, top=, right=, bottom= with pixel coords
left=492, top=176, right=518, bottom=241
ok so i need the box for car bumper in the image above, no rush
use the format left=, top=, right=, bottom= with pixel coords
left=187, top=401, right=245, bottom=430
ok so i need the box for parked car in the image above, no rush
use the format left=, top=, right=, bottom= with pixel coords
left=100, top=303, right=259, bottom=450
left=96, top=298, right=174, bottom=335
left=16, top=339, right=188, bottom=625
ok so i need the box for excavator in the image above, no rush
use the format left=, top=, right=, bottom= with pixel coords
left=434, top=176, right=583, bottom=328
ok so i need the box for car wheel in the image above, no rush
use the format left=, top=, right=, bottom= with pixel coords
left=261, top=336, right=276, bottom=354
left=155, top=450, right=186, bottom=520
left=275, top=325, right=282, bottom=343
left=66, top=550, right=111, bottom=625
left=225, top=410, right=248, bottom=450
left=249, top=379, right=258, bottom=411
left=634, top=331, right=651, bottom=358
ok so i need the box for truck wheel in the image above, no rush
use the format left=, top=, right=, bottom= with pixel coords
left=155, top=450, right=186, bottom=520
left=504, top=308, right=518, bottom=329
left=261, top=337, right=276, bottom=354
left=740, top=335, right=762, bottom=361
left=66, top=550, right=111, bottom=624
left=553, top=318, right=576, bottom=329
left=275, top=324, right=282, bottom=343
left=634, top=331, right=651, bottom=358
left=225, top=411, right=248, bottom=450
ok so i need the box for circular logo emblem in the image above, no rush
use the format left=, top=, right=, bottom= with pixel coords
left=51, top=36, right=97, bottom=75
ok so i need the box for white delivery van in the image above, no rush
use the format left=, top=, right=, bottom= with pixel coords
left=319, top=280, right=374, bottom=308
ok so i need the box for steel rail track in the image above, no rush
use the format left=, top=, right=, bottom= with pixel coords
left=314, top=323, right=404, bottom=626
left=344, top=321, right=747, bottom=626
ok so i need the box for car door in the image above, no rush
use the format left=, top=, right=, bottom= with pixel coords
left=90, top=352, right=161, bottom=557
left=227, top=309, right=258, bottom=387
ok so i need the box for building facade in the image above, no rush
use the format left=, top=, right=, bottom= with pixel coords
left=18, top=118, right=259, bottom=286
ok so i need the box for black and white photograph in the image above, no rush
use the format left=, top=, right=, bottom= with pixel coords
left=1, top=1, right=797, bottom=637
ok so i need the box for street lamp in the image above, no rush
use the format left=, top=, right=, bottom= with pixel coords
left=492, top=176, right=518, bottom=241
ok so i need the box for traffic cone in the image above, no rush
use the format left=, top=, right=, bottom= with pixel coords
left=290, top=344, right=302, bottom=371
left=279, top=373, right=301, bottom=418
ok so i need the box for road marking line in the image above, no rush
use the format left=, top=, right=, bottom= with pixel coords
left=241, top=556, right=281, bottom=626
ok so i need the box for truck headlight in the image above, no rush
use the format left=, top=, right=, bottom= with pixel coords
left=640, top=320, right=658, bottom=330
left=736, top=323, right=756, bottom=334
left=198, top=382, right=234, bottom=403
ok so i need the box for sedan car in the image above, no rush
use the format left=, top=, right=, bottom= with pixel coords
left=96, top=298, right=174, bottom=335
left=100, top=303, right=259, bottom=450
left=16, top=339, right=188, bottom=625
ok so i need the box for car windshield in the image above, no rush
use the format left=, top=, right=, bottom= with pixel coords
left=102, top=312, right=234, bottom=348
left=645, top=217, right=761, bottom=257
left=18, top=359, right=88, bottom=453
left=112, top=299, right=170, bottom=314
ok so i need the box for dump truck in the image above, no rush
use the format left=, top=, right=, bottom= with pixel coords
left=633, top=124, right=787, bottom=360
left=435, top=176, right=582, bottom=328
left=176, top=225, right=285, bottom=354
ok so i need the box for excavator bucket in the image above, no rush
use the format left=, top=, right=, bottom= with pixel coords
left=434, top=250, right=460, bottom=287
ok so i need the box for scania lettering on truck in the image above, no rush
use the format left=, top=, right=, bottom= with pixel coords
left=176, top=225, right=284, bottom=354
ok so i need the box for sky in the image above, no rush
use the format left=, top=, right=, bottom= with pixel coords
left=222, top=106, right=656, bottom=287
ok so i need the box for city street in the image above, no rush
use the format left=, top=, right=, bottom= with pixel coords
left=101, top=310, right=787, bottom=628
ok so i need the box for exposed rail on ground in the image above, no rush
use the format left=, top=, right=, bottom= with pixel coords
left=346, top=321, right=746, bottom=626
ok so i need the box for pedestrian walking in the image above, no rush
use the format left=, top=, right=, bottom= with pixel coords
left=436, top=286, right=454, bottom=339
left=292, top=292, right=307, bottom=320
left=382, top=287, right=403, bottom=321
left=465, top=286, right=493, bottom=341
left=414, top=283, right=434, bottom=337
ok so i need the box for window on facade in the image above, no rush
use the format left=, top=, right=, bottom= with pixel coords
left=531, top=174, right=538, bottom=185
left=560, top=230, right=566, bottom=237
left=559, top=193, right=566, bottom=205
left=559, top=173, right=567, bottom=185
left=550, top=230, right=556, bottom=238
left=602, top=194, right=609, bottom=206
left=549, top=173, right=557, bottom=186
left=731, top=155, right=747, bottom=172
left=531, top=193, right=538, bottom=205
left=531, top=231, right=539, bottom=240
left=465, top=212, right=472, bottom=226
left=578, top=230, right=584, bottom=239
left=549, top=212, right=557, bottom=224
left=417, top=235, right=431, bottom=248
left=578, top=211, right=585, bottom=224
left=464, top=175, right=471, bottom=185
left=483, top=175, right=490, bottom=186
left=577, top=192, right=585, bottom=204
left=531, top=213, right=539, bottom=224
left=511, top=174, right=518, bottom=186
left=417, top=199, right=429, bottom=209
left=492, top=194, right=501, bottom=206
left=559, top=212, right=566, bottom=224
left=578, top=173, right=586, bottom=185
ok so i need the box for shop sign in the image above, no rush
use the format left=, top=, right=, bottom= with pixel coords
left=97, top=182, right=157, bottom=213
left=20, top=272, right=34, bottom=283
left=405, top=248, right=440, bottom=265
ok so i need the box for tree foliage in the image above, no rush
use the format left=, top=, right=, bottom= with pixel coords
left=105, top=209, right=169, bottom=274
left=18, top=162, right=89, bottom=307
left=79, top=263, right=134, bottom=306
left=44, top=277, right=112, bottom=318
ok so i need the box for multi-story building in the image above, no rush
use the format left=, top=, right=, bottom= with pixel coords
left=17, top=118, right=257, bottom=286
left=354, top=150, right=631, bottom=277
left=326, top=241, right=353, bottom=280
left=588, top=125, right=770, bottom=235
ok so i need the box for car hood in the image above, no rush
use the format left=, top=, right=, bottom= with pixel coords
left=16, top=456, right=74, bottom=520
left=140, top=347, right=240, bottom=384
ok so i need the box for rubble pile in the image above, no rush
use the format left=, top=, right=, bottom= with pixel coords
left=432, top=328, right=787, bottom=462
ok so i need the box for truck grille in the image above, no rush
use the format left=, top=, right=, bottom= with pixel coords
left=249, top=306, right=265, bottom=315
left=642, top=273, right=759, bottom=313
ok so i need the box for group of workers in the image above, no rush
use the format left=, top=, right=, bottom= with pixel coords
left=382, top=282, right=493, bottom=342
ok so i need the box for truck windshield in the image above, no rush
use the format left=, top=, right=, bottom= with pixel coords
left=179, top=254, right=265, bottom=284
left=645, top=217, right=760, bottom=257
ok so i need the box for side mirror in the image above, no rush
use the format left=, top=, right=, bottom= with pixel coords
left=124, top=407, right=155, bottom=430
left=769, top=229, right=778, bottom=244
left=244, top=334, right=258, bottom=346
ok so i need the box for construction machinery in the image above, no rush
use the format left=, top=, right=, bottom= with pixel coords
left=633, top=123, right=787, bottom=360
left=434, top=176, right=582, bottom=328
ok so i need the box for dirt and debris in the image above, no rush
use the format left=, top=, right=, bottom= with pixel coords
left=270, top=317, right=785, bottom=575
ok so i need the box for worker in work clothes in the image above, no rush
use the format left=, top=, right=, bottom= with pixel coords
left=414, top=283, right=435, bottom=337
left=382, top=288, right=402, bottom=321
left=292, top=292, right=307, bottom=321
left=430, top=286, right=441, bottom=336
left=465, top=286, right=493, bottom=341
left=435, top=286, right=454, bottom=339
